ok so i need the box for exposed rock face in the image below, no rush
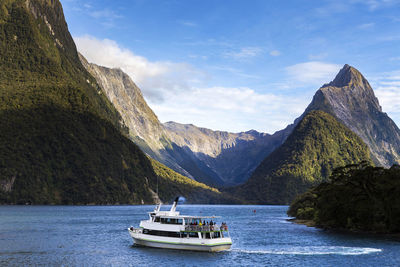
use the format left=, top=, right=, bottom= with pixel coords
left=305, top=64, right=400, bottom=167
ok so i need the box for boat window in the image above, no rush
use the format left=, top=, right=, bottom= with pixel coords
left=160, top=217, right=183, bottom=224
left=154, top=217, right=160, bottom=222
left=202, top=232, right=211, bottom=239
left=142, top=229, right=181, bottom=238
left=213, top=232, right=221, bottom=238
left=188, top=232, right=199, bottom=238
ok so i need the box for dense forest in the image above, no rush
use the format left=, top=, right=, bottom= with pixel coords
left=288, top=162, right=400, bottom=233
left=0, top=0, right=227, bottom=205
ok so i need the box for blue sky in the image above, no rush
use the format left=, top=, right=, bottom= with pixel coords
left=61, top=0, right=400, bottom=133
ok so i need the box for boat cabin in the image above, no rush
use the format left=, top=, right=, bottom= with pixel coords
left=140, top=201, right=229, bottom=240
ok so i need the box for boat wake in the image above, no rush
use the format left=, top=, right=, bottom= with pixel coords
left=232, top=246, right=382, bottom=255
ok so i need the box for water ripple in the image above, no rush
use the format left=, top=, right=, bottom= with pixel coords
left=232, top=246, right=382, bottom=255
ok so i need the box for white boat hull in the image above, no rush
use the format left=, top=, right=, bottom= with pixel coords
left=129, top=231, right=232, bottom=252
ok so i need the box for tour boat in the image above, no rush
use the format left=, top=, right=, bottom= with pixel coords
left=128, top=197, right=232, bottom=252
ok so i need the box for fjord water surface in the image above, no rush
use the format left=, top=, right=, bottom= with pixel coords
left=0, top=205, right=398, bottom=266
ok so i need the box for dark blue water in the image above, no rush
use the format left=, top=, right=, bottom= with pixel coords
left=0, top=205, right=399, bottom=266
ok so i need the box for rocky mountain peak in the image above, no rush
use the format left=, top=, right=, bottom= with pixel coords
left=325, top=64, right=370, bottom=89
left=305, top=64, right=400, bottom=167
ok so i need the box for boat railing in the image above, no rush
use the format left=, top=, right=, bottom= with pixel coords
left=184, top=224, right=228, bottom=232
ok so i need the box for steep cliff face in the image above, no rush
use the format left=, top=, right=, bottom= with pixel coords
left=79, top=55, right=166, bottom=149
left=81, top=57, right=291, bottom=186
left=305, top=64, right=400, bottom=167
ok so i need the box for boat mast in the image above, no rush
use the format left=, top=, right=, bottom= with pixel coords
left=170, top=197, right=179, bottom=213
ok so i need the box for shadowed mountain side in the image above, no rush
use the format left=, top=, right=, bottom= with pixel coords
left=0, top=107, right=157, bottom=204
left=149, top=158, right=242, bottom=204
left=226, top=111, right=372, bottom=204
left=0, top=0, right=232, bottom=204
left=163, top=122, right=295, bottom=186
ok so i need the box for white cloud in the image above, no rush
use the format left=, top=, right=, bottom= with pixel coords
left=153, top=87, right=308, bottom=133
left=308, top=53, right=328, bottom=60
left=89, top=9, right=122, bottom=19
left=372, top=70, right=400, bottom=127
left=224, top=47, right=263, bottom=60
left=269, top=50, right=281, bottom=57
left=74, top=35, right=206, bottom=102
left=74, top=36, right=310, bottom=133
left=285, top=61, right=341, bottom=85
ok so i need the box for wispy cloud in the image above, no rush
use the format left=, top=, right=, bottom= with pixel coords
left=210, top=66, right=261, bottom=79
left=357, top=22, right=375, bottom=29
left=86, top=8, right=123, bottom=28
left=224, top=47, right=263, bottom=60
left=285, top=61, right=341, bottom=85
left=89, top=9, right=123, bottom=19
left=314, top=2, right=350, bottom=16
left=178, top=20, right=198, bottom=27
left=351, top=0, right=400, bottom=11
left=308, top=53, right=329, bottom=60
left=269, top=50, right=281, bottom=57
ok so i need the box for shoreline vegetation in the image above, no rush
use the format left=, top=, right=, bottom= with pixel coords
left=288, top=162, right=400, bottom=235
left=288, top=218, right=400, bottom=241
